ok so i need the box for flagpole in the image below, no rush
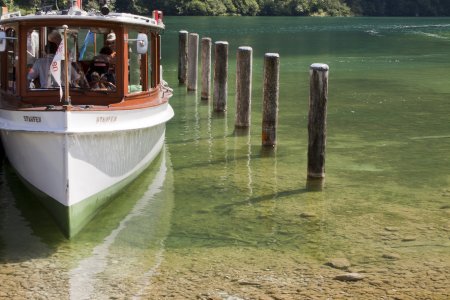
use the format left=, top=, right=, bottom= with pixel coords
left=63, top=25, right=71, bottom=105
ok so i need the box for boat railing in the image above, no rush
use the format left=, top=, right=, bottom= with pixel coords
left=108, top=13, right=158, bottom=26
left=0, top=11, right=21, bottom=20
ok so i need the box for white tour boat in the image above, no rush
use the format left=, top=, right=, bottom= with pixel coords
left=0, top=3, right=174, bottom=237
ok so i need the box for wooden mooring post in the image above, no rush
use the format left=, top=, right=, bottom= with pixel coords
left=187, top=33, right=199, bottom=91
left=235, top=46, right=253, bottom=128
left=201, top=37, right=212, bottom=100
left=213, top=41, right=229, bottom=112
left=262, top=53, right=280, bottom=147
left=178, top=30, right=188, bottom=85
left=307, top=63, right=329, bottom=181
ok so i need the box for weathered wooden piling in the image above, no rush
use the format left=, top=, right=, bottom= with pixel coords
left=235, top=46, right=253, bottom=128
left=201, top=37, right=212, bottom=100
left=261, top=53, right=280, bottom=146
left=187, top=33, right=199, bottom=91
left=307, top=63, right=329, bottom=179
left=178, top=30, right=188, bottom=85
left=213, top=41, right=229, bottom=112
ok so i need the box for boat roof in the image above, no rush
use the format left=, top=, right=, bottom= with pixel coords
left=0, top=9, right=164, bottom=30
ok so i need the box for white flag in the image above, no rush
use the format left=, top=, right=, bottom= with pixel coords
left=50, top=38, right=65, bottom=100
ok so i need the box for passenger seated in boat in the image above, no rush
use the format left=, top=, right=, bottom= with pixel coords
left=27, top=42, right=81, bottom=89
left=86, top=46, right=116, bottom=90
left=71, top=61, right=90, bottom=89
left=105, top=32, right=116, bottom=59
left=103, top=32, right=117, bottom=71
left=88, top=72, right=108, bottom=90
left=27, top=42, right=57, bottom=88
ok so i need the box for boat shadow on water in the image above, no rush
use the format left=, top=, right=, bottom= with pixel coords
left=0, top=157, right=65, bottom=261
left=0, top=147, right=174, bottom=265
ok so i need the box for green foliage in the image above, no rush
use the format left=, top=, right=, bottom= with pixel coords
left=233, top=0, right=259, bottom=15
left=1, top=0, right=17, bottom=11
left=115, top=0, right=139, bottom=14
left=184, top=0, right=228, bottom=16
left=6, top=0, right=450, bottom=16
left=342, top=0, right=450, bottom=16
left=256, top=0, right=351, bottom=16
left=83, top=0, right=99, bottom=11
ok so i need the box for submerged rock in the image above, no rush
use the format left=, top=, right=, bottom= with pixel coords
left=384, top=227, right=400, bottom=232
left=238, top=280, right=262, bottom=287
left=334, top=273, right=365, bottom=282
left=382, top=253, right=401, bottom=260
left=299, top=212, right=316, bottom=218
left=326, top=258, right=351, bottom=270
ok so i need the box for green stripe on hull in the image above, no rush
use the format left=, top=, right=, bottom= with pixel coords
left=67, top=150, right=163, bottom=237
left=9, top=149, right=164, bottom=238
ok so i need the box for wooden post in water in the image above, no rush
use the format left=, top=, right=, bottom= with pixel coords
left=213, top=41, right=229, bottom=112
left=178, top=30, right=188, bottom=85
left=235, top=46, right=253, bottom=128
left=307, top=63, right=329, bottom=180
left=261, top=53, right=280, bottom=147
left=201, top=37, right=212, bottom=100
left=187, top=33, right=199, bottom=91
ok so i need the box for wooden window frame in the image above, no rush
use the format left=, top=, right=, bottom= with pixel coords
left=18, top=21, right=124, bottom=106
left=123, top=27, right=160, bottom=100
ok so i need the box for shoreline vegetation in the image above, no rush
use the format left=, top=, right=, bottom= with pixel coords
left=3, top=0, right=450, bottom=17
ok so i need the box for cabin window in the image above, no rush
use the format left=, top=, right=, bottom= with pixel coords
left=0, top=31, right=2, bottom=89
left=25, top=26, right=117, bottom=92
left=149, top=32, right=160, bottom=88
left=147, top=34, right=152, bottom=90
left=6, top=28, right=17, bottom=94
left=157, top=34, right=161, bottom=86
left=128, top=30, right=143, bottom=93
left=0, top=46, right=2, bottom=89
left=26, top=29, right=40, bottom=66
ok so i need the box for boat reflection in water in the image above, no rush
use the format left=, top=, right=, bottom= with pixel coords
left=0, top=147, right=174, bottom=298
left=69, top=147, right=174, bottom=299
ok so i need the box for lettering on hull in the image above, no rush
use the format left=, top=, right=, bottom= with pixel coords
left=96, top=116, right=118, bottom=123
left=23, top=116, right=42, bottom=123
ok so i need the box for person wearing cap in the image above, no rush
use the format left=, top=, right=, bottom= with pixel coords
left=48, top=30, right=62, bottom=45
left=100, top=32, right=116, bottom=73
left=105, top=32, right=116, bottom=56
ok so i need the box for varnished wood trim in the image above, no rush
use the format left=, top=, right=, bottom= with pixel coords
left=1, top=20, right=167, bottom=109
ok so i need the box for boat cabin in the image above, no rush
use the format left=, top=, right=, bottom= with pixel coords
left=0, top=7, right=165, bottom=109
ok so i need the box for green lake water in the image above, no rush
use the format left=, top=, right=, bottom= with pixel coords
left=1, top=17, right=449, bottom=298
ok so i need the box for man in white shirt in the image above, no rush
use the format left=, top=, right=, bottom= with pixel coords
left=27, top=42, right=80, bottom=88
left=27, top=42, right=57, bottom=88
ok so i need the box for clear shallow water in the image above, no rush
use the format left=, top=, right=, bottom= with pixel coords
left=1, top=17, right=450, bottom=298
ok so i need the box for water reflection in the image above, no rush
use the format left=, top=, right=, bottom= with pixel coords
left=167, top=89, right=298, bottom=249
left=207, top=97, right=213, bottom=163
left=233, top=128, right=253, bottom=203
left=0, top=147, right=174, bottom=298
left=69, top=149, right=172, bottom=299
left=0, top=160, right=64, bottom=261
left=306, top=177, right=325, bottom=191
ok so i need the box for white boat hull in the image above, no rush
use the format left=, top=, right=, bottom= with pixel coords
left=0, top=102, right=174, bottom=236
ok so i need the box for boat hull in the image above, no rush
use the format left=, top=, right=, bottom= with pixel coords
left=0, top=103, right=174, bottom=237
